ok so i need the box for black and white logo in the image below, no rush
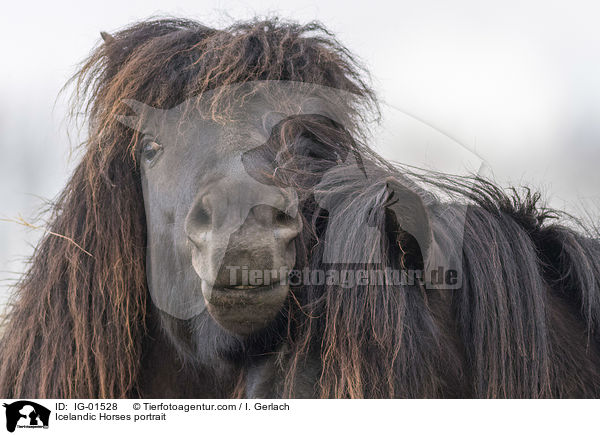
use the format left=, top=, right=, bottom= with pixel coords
left=3, top=401, right=50, bottom=432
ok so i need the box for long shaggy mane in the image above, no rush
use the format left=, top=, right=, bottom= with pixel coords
left=1, top=17, right=599, bottom=399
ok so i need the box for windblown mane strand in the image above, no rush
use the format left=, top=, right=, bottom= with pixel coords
left=408, top=173, right=600, bottom=397
left=281, top=144, right=600, bottom=397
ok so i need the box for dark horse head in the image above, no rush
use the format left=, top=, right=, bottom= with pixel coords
left=115, top=82, right=381, bottom=336
left=1, top=17, right=600, bottom=399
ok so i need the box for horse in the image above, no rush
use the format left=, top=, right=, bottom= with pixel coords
left=1, top=17, right=599, bottom=398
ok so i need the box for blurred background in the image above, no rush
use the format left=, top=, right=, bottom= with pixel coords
left=1, top=0, right=599, bottom=308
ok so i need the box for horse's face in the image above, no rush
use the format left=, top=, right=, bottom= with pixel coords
left=125, top=93, right=303, bottom=336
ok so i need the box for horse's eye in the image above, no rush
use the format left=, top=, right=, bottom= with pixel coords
left=141, top=140, right=163, bottom=163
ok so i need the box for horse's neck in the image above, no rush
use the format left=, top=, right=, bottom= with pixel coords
left=244, top=345, right=321, bottom=398
left=135, top=316, right=236, bottom=398
left=136, top=322, right=321, bottom=398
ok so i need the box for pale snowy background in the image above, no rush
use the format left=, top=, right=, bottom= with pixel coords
left=1, top=0, right=599, bottom=308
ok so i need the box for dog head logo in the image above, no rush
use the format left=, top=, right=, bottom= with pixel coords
left=3, top=401, right=50, bottom=432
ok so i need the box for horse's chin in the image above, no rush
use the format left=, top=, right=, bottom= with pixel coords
left=201, top=280, right=289, bottom=336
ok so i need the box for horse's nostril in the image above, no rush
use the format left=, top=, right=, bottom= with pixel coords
left=274, top=209, right=294, bottom=226
left=185, top=194, right=213, bottom=243
left=190, top=194, right=212, bottom=228
left=251, top=204, right=298, bottom=230
left=195, top=204, right=212, bottom=228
